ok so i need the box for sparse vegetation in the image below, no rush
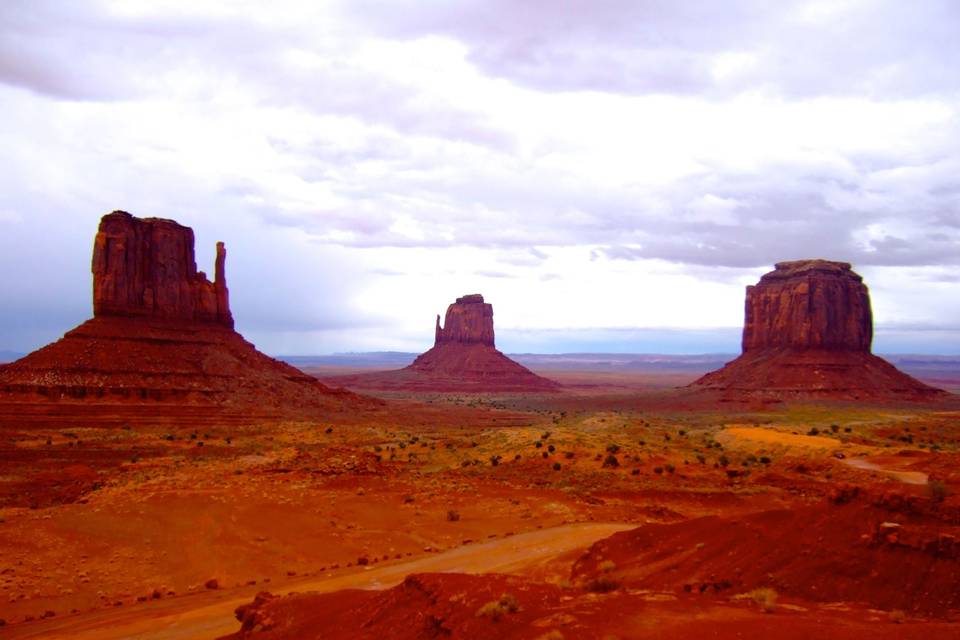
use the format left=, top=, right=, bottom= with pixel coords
left=928, top=479, right=949, bottom=503
left=744, top=587, right=778, bottom=613
left=476, top=593, right=520, bottom=620
left=602, top=454, right=620, bottom=468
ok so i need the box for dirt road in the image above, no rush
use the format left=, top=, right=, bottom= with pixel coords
left=4, top=522, right=632, bottom=640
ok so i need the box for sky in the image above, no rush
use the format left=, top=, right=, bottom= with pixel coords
left=1, top=0, right=959, bottom=356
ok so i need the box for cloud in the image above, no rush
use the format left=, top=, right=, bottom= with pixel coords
left=344, top=0, right=960, bottom=98
left=1, top=1, right=959, bottom=354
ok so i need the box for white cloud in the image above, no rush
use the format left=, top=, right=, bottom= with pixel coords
left=0, top=1, right=959, bottom=354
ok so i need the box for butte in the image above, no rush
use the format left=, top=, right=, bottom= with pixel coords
left=0, top=210, right=372, bottom=425
left=692, top=259, right=945, bottom=400
left=328, top=294, right=559, bottom=392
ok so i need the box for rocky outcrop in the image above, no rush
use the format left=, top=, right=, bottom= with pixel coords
left=92, top=211, right=233, bottom=327
left=742, top=260, right=871, bottom=352
left=693, top=259, right=944, bottom=400
left=325, top=294, right=559, bottom=392
left=0, top=211, right=375, bottom=422
left=434, top=294, right=494, bottom=347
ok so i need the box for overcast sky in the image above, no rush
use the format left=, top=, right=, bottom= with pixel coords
left=2, top=0, right=959, bottom=356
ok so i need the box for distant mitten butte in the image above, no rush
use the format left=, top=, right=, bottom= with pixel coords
left=92, top=210, right=233, bottom=327
left=693, top=259, right=944, bottom=399
left=434, top=294, right=495, bottom=347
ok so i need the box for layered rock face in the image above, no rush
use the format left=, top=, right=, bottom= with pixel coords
left=0, top=211, right=372, bottom=423
left=742, top=260, right=871, bottom=352
left=326, top=294, right=558, bottom=392
left=434, top=294, right=495, bottom=347
left=93, top=211, right=233, bottom=327
left=693, top=260, right=944, bottom=400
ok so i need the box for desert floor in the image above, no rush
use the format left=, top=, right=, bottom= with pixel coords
left=1, top=368, right=959, bottom=638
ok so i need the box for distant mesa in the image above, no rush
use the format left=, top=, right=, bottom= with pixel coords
left=0, top=210, right=372, bottom=423
left=326, top=294, right=559, bottom=392
left=692, top=259, right=945, bottom=400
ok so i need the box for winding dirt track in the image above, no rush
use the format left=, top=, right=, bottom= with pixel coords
left=4, top=522, right=632, bottom=640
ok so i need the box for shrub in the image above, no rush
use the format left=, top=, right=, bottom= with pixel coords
left=807, top=428, right=819, bottom=436
left=446, top=510, right=460, bottom=522
left=553, top=462, right=561, bottom=471
left=584, top=576, right=619, bottom=593
left=602, top=454, right=620, bottom=468
left=747, top=588, right=777, bottom=613
left=928, top=480, right=949, bottom=503
left=476, top=593, right=520, bottom=620
left=606, top=443, right=620, bottom=454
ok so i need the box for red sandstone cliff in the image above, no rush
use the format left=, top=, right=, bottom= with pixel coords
left=742, top=260, right=871, bottom=352
left=92, top=211, right=233, bottom=327
left=0, top=211, right=374, bottom=421
left=326, top=295, right=559, bottom=392
left=693, top=260, right=944, bottom=400
left=433, top=294, right=495, bottom=347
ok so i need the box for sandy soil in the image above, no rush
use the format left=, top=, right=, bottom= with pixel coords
left=1, top=370, right=958, bottom=638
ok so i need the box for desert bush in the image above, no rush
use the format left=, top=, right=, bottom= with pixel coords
left=547, top=444, right=556, bottom=453
left=584, top=575, right=620, bottom=593
left=746, top=588, right=777, bottom=613
left=807, top=428, right=819, bottom=436
left=602, top=454, right=620, bottom=468
left=928, top=480, right=949, bottom=502
left=606, top=443, right=620, bottom=454
left=476, top=593, right=520, bottom=620
left=553, top=462, right=561, bottom=471
left=653, top=466, right=663, bottom=474
left=446, top=509, right=460, bottom=521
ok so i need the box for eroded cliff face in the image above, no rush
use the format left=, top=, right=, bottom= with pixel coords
left=692, top=259, right=943, bottom=399
left=434, top=294, right=495, bottom=347
left=92, top=211, right=233, bottom=328
left=0, top=210, right=376, bottom=417
left=742, top=260, right=872, bottom=352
